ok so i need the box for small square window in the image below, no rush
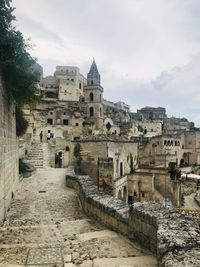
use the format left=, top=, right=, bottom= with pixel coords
left=63, top=119, right=69, bottom=125
left=75, top=123, right=79, bottom=126
left=47, top=118, right=53, bottom=125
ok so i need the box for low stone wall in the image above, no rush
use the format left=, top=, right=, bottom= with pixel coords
left=66, top=169, right=200, bottom=267
left=66, top=168, right=129, bottom=236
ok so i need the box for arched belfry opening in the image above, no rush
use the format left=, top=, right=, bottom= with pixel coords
left=90, top=92, right=94, bottom=101
left=89, top=107, right=94, bottom=117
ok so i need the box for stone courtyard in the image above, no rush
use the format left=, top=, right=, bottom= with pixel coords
left=0, top=167, right=157, bottom=267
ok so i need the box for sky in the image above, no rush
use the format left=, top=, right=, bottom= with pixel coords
left=12, top=0, right=200, bottom=126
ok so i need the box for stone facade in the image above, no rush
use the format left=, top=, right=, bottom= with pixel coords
left=137, top=107, right=167, bottom=120
left=138, top=131, right=200, bottom=168
left=41, top=66, right=86, bottom=102
left=0, top=75, right=19, bottom=223
left=74, top=137, right=137, bottom=200
left=163, top=116, right=194, bottom=133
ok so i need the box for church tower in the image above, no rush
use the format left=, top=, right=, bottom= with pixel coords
left=84, top=59, right=104, bottom=130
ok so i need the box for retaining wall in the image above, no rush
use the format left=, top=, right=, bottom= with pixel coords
left=66, top=168, right=200, bottom=267
left=0, top=75, right=19, bottom=224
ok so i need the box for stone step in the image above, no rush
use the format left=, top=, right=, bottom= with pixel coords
left=92, top=255, right=157, bottom=267
left=27, top=156, right=43, bottom=159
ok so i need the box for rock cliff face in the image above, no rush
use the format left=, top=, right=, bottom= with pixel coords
left=66, top=168, right=200, bottom=267
left=0, top=75, right=19, bottom=223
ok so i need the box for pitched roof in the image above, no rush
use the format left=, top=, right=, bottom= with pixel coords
left=89, top=59, right=99, bottom=74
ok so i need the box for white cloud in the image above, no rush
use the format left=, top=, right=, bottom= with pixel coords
left=12, top=0, right=200, bottom=125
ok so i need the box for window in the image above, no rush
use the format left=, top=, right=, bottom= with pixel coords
left=90, top=92, right=94, bottom=101
left=120, top=162, right=123, bottom=176
left=63, top=112, right=66, bottom=115
left=47, top=118, right=53, bottom=125
left=91, top=80, right=93, bottom=85
left=89, top=107, right=94, bottom=117
left=128, top=196, right=133, bottom=205
left=50, top=111, right=53, bottom=115
left=106, top=122, right=111, bottom=131
left=79, top=82, right=82, bottom=89
left=63, top=119, right=69, bottom=125
left=71, top=78, right=74, bottom=82
left=75, top=123, right=79, bottom=126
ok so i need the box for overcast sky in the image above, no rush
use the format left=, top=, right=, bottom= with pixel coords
left=12, top=0, right=200, bottom=125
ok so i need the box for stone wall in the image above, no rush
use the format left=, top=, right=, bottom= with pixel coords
left=66, top=169, right=200, bottom=267
left=0, top=75, right=19, bottom=223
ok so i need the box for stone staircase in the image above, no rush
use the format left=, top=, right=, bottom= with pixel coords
left=27, top=142, right=51, bottom=169
left=43, top=143, right=51, bottom=168
left=27, top=142, right=44, bottom=168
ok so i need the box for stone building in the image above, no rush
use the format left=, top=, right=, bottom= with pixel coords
left=163, top=117, right=194, bottom=133
left=0, top=75, right=19, bottom=223
left=137, top=106, right=166, bottom=120
left=73, top=136, right=138, bottom=202
left=40, top=66, right=86, bottom=102
left=138, top=130, right=200, bottom=168
left=130, top=120, right=162, bottom=138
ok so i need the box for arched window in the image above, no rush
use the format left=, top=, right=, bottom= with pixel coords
left=91, top=80, right=93, bottom=85
left=89, top=107, right=94, bottom=117
left=106, top=122, right=111, bottom=131
left=90, top=92, right=94, bottom=101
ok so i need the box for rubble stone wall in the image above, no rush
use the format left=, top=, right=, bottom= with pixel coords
left=66, top=170, right=129, bottom=236
left=66, top=169, right=200, bottom=267
left=0, top=75, right=19, bottom=223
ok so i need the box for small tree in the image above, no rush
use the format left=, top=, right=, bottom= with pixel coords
left=73, top=143, right=81, bottom=158
left=168, top=162, right=181, bottom=180
left=127, top=153, right=135, bottom=174
left=73, top=143, right=82, bottom=174
left=0, top=0, right=40, bottom=136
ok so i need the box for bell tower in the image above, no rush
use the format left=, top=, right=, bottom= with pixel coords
left=84, top=59, right=104, bottom=130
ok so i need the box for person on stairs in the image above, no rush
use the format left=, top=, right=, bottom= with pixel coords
left=39, top=131, right=43, bottom=142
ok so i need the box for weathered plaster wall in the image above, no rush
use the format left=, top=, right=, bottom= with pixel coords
left=66, top=169, right=200, bottom=267
left=0, top=75, right=19, bottom=223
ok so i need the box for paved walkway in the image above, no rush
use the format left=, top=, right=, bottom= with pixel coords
left=0, top=168, right=157, bottom=267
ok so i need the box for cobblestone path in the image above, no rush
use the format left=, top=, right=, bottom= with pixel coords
left=0, top=168, right=157, bottom=267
